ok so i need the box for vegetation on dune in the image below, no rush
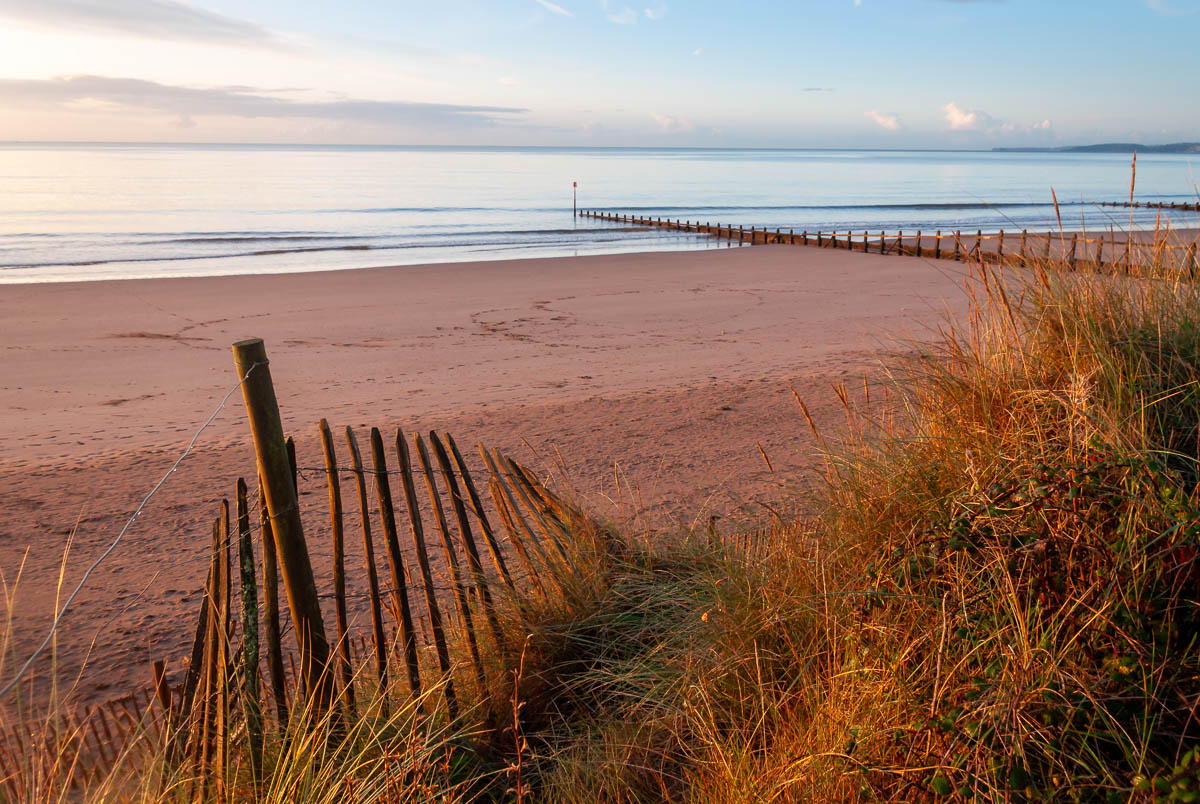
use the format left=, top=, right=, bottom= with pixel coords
left=4, top=248, right=1200, bottom=802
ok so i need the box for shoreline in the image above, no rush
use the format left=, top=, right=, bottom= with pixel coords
left=4, top=224, right=1195, bottom=286
left=4, top=245, right=969, bottom=703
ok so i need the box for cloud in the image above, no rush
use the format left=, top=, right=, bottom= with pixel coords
left=942, top=100, right=995, bottom=131
left=866, top=110, right=901, bottom=131
left=602, top=0, right=639, bottom=23
left=0, top=75, right=527, bottom=128
left=0, top=0, right=284, bottom=47
left=652, top=112, right=693, bottom=133
left=534, top=0, right=574, bottom=16
left=645, top=2, right=669, bottom=20
left=692, top=47, right=703, bottom=56
left=941, top=100, right=1053, bottom=140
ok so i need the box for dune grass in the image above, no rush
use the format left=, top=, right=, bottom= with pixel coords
left=4, top=249, right=1200, bottom=802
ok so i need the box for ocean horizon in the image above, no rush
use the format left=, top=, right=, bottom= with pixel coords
left=2, top=143, right=1196, bottom=284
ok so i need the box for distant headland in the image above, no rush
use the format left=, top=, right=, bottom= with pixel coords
left=993, top=142, right=1200, bottom=154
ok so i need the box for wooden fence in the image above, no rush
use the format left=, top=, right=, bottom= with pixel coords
left=579, top=209, right=1200, bottom=275
left=0, top=339, right=610, bottom=797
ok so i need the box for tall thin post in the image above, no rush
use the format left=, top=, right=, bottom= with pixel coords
left=231, top=338, right=334, bottom=716
left=318, top=420, right=355, bottom=713
left=235, top=479, right=263, bottom=788
left=368, top=428, right=422, bottom=700
left=343, top=428, right=388, bottom=696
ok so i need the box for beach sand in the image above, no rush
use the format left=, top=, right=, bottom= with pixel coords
left=0, top=245, right=971, bottom=704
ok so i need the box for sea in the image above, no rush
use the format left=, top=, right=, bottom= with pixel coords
left=1, top=143, right=1197, bottom=283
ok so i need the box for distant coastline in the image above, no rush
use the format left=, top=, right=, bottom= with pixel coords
left=993, top=142, right=1200, bottom=154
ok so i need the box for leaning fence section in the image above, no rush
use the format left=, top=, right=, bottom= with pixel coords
left=0, top=342, right=610, bottom=799
left=579, top=209, right=1200, bottom=276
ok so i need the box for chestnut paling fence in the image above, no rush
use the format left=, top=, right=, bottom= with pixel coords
left=579, top=208, right=1200, bottom=276
left=0, top=338, right=611, bottom=797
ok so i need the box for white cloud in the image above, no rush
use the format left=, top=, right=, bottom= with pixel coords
left=645, top=2, right=669, bottom=20
left=0, top=0, right=285, bottom=47
left=0, top=74, right=528, bottom=128
left=942, top=100, right=989, bottom=131
left=866, top=109, right=901, bottom=131
left=692, top=47, right=703, bottom=56
left=652, top=112, right=693, bottom=133
left=535, top=0, right=574, bottom=16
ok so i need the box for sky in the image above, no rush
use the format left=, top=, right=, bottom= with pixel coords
left=0, top=0, right=1196, bottom=148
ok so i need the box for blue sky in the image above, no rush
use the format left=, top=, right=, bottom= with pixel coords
left=0, top=0, right=1196, bottom=146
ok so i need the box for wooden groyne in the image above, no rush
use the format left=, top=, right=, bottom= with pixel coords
left=578, top=209, right=1200, bottom=275
left=1097, top=200, right=1200, bottom=212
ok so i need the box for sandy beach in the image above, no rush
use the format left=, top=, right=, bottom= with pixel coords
left=1, top=245, right=971, bottom=703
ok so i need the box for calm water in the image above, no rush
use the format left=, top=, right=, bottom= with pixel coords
left=1, top=144, right=1197, bottom=283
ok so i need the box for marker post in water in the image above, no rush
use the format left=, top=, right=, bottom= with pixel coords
left=573, top=181, right=577, bottom=218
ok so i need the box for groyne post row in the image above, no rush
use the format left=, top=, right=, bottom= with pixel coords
left=578, top=210, right=1200, bottom=275
left=1097, top=200, right=1200, bottom=212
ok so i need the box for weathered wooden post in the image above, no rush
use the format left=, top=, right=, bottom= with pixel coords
left=1043, top=232, right=1052, bottom=261
left=897, top=230, right=903, bottom=255
left=1069, top=234, right=1078, bottom=270
left=803, top=231, right=809, bottom=246
left=953, top=231, right=961, bottom=261
left=933, top=231, right=941, bottom=260
left=862, top=231, right=868, bottom=252
left=231, top=339, right=335, bottom=716
left=997, top=230, right=1004, bottom=262
left=816, top=231, right=822, bottom=248
left=1020, top=230, right=1027, bottom=264
left=915, top=231, right=922, bottom=258
left=974, top=230, right=981, bottom=258
left=879, top=231, right=885, bottom=254
left=318, top=420, right=354, bottom=713
left=1187, top=242, right=1197, bottom=280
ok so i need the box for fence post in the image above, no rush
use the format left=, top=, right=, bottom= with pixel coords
left=1187, top=243, right=1197, bottom=280
left=953, top=231, right=961, bottom=261
left=1069, top=234, right=1078, bottom=270
left=997, top=230, right=1004, bottom=262
left=915, top=231, right=922, bottom=259
left=974, top=230, right=982, bottom=259
left=879, top=231, right=885, bottom=254
left=231, top=339, right=335, bottom=716
left=1020, top=230, right=1027, bottom=264
left=816, top=231, right=822, bottom=248
left=803, top=231, right=809, bottom=246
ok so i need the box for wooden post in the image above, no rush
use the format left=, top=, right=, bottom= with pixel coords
left=934, top=231, right=941, bottom=260
left=318, top=420, right=354, bottom=713
left=232, top=339, right=335, bottom=715
left=915, top=231, right=922, bottom=259
left=444, top=434, right=515, bottom=591
left=816, top=231, right=822, bottom=248
left=1069, top=233, right=1078, bottom=270
left=897, top=230, right=903, bottom=256
left=398, top=431, right=460, bottom=717
left=343, top=428, right=388, bottom=695
left=1187, top=242, right=1197, bottom=279
left=879, top=231, right=885, bottom=254
left=235, top=479, right=263, bottom=786
left=1043, top=231, right=1052, bottom=261
left=258, top=482, right=287, bottom=723
left=953, top=231, right=961, bottom=261
left=414, top=433, right=487, bottom=698
left=997, top=230, right=1004, bottom=262
left=429, top=432, right=505, bottom=654
left=1020, top=230, right=1027, bottom=264
left=803, top=231, right=808, bottom=246
left=974, top=230, right=982, bottom=259
left=739, top=226, right=744, bottom=243
left=368, top=428, right=422, bottom=699
left=1095, top=238, right=1103, bottom=270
